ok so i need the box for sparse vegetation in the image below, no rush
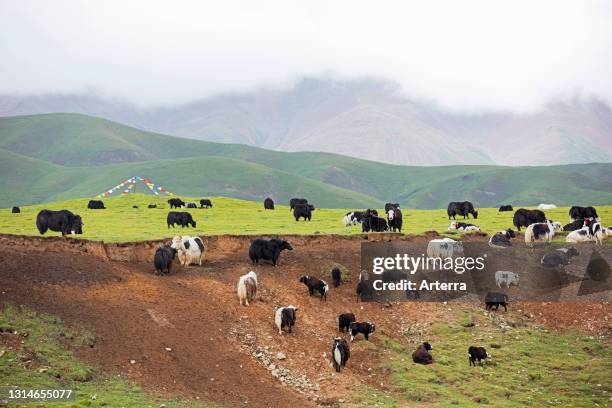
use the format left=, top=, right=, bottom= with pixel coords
left=0, top=304, right=215, bottom=408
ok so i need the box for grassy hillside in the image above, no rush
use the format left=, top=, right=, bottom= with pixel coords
left=1, top=194, right=611, bottom=242
left=1, top=113, right=612, bottom=208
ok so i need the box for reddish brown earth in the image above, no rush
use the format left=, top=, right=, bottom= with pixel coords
left=0, top=233, right=610, bottom=407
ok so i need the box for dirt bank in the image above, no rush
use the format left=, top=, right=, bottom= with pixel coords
left=0, top=233, right=610, bottom=407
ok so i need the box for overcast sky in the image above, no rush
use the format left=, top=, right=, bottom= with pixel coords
left=0, top=0, right=610, bottom=112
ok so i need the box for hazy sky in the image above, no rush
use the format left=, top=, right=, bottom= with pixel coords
left=1, top=0, right=610, bottom=112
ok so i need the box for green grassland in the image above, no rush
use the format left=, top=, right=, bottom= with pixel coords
left=1, top=113, right=612, bottom=208
left=1, top=194, right=611, bottom=242
left=359, top=309, right=612, bottom=407
left=0, top=305, right=215, bottom=408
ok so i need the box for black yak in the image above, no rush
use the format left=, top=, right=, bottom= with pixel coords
left=248, top=239, right=292, bottom=266
left=36, top=209, right=83, bottom=236
left=154, top=245, right=177, bottom=274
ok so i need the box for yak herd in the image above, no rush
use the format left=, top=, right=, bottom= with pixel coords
left=7, top=196, right=610, bottom=377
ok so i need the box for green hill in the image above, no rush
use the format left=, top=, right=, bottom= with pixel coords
left=1, top=113, right=611, bottom=208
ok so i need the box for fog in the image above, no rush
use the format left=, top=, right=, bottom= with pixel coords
left=1, top=0, right=610, bottom=112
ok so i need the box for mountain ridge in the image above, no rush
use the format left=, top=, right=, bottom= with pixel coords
left=0, top=113, right=611, bottom=209
left=2, top=77, right=611, bottom=166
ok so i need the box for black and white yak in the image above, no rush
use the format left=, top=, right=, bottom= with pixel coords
left=263, top=197, right=274, bottom=210
left=343, top=211, right=366, bottom=227
left=448, top=221, right=480, bottom=232
left=200, top=199, right=213, bottom=208
left=387, top=206, right=403, bottom=233
left=447, top=201, right=478, bottom=220
left=524, top=220, right=562, bottom=246
left=569, top=206, right=599, bottom=222
left=468, top=346, right=490, bottom=367
left=349, top=321, right=375, bottom=341
left=566, top=223, right=606, bottom=245
left=87, top=200, right=105, bottom=209
left=275, top=305, right=298, bottom=335
left=237, top=271, right=258, bottom=306
left=171, top=235, right=205, bottom=266
left=488, top=229, right=516, bottom=248
left=331, top=337, right=350, bottom=372
left=167, top=211, right=196, bottom=228
left=248, top=239, right=293, bottom=266
left=412, top=342, right=434, bottom=365
left=563, top=217, right=595, bottom=231
left=153, top=245, right=177, bottom=274
left=299, top=275, right=329, bottom=301
left=513, top=208, right=546, bottom=231
left=36, top=209, right=83, bottom=236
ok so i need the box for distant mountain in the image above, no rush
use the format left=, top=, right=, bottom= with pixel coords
left=1, top=78, right=611, bottom=166
left=1, top=113, right=611, bottom=208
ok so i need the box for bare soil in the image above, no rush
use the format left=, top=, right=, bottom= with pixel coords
left=0, top=233, right=610, bottom=407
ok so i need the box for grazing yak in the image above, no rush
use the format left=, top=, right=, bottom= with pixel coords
left=427, top=238, right=464, bottom=259
left=524, top=220, right=562, bottom=246
left=147, top=204, right=157, bottom=209
left=362, top=210, right=389, bottom=232
left=168, top=198, right=186, bottom=209
left=569, top=206, right=599, bottom=222
left=349, top=321, right=375, bottom=341
left=294, top=203, right=314, bottom=221
left=495, top=271, right=519, bottom=288
left=498, top=205, right=513, bottom=212
left=167, top=211, right=196, bottom=228
left=275, top=305, right=298, bottom=335
left=412, top=342, right=434, bottom=365
left=485, top=292, right=508, bottom=312
left=331, top=267, right=342, bottom=287
left=488, top=229, right=516, bottom=248
left=338, top=313, right=356, bottom=333
left=186, top=202, right=197, bottom=209
left=289, top=198, right=308, bottom=211
left=343, top=211, right=366, bottom=227
left=566, top=223, right=606, bottom=245
left=563, top=217, right=595, bottom=231
left=200, top=199, right=213, bottom=208
left=263, top=197, right=274, bottom=210
left=332, top=337, right=350, bottom=372
left=468, top=346, right=490, bottom=367
left=299, top=275, right=329, bottom=301
left=447, top=201, right=478, bottom=220
left=153, top=245, right=177, bottom=275
left=387, top=207, right=403, bottom=233
left=87, top=200, right=105, bottom=209
left=171, top=235, right=205, bottom=266
left=385, top=202, right=400, bottom=212
left=11, top=206, right=20, bottom=213
left=36, top=209, right=83, bottom=236
left=448, top=221, right=480, bottom=232
left=541, top=247, right=580, bottom=268
left=237, top=271, right=258, bottom=306
left=513, top=208, right=546, bottom=231
left=249, top=238, right=293, bottom=266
